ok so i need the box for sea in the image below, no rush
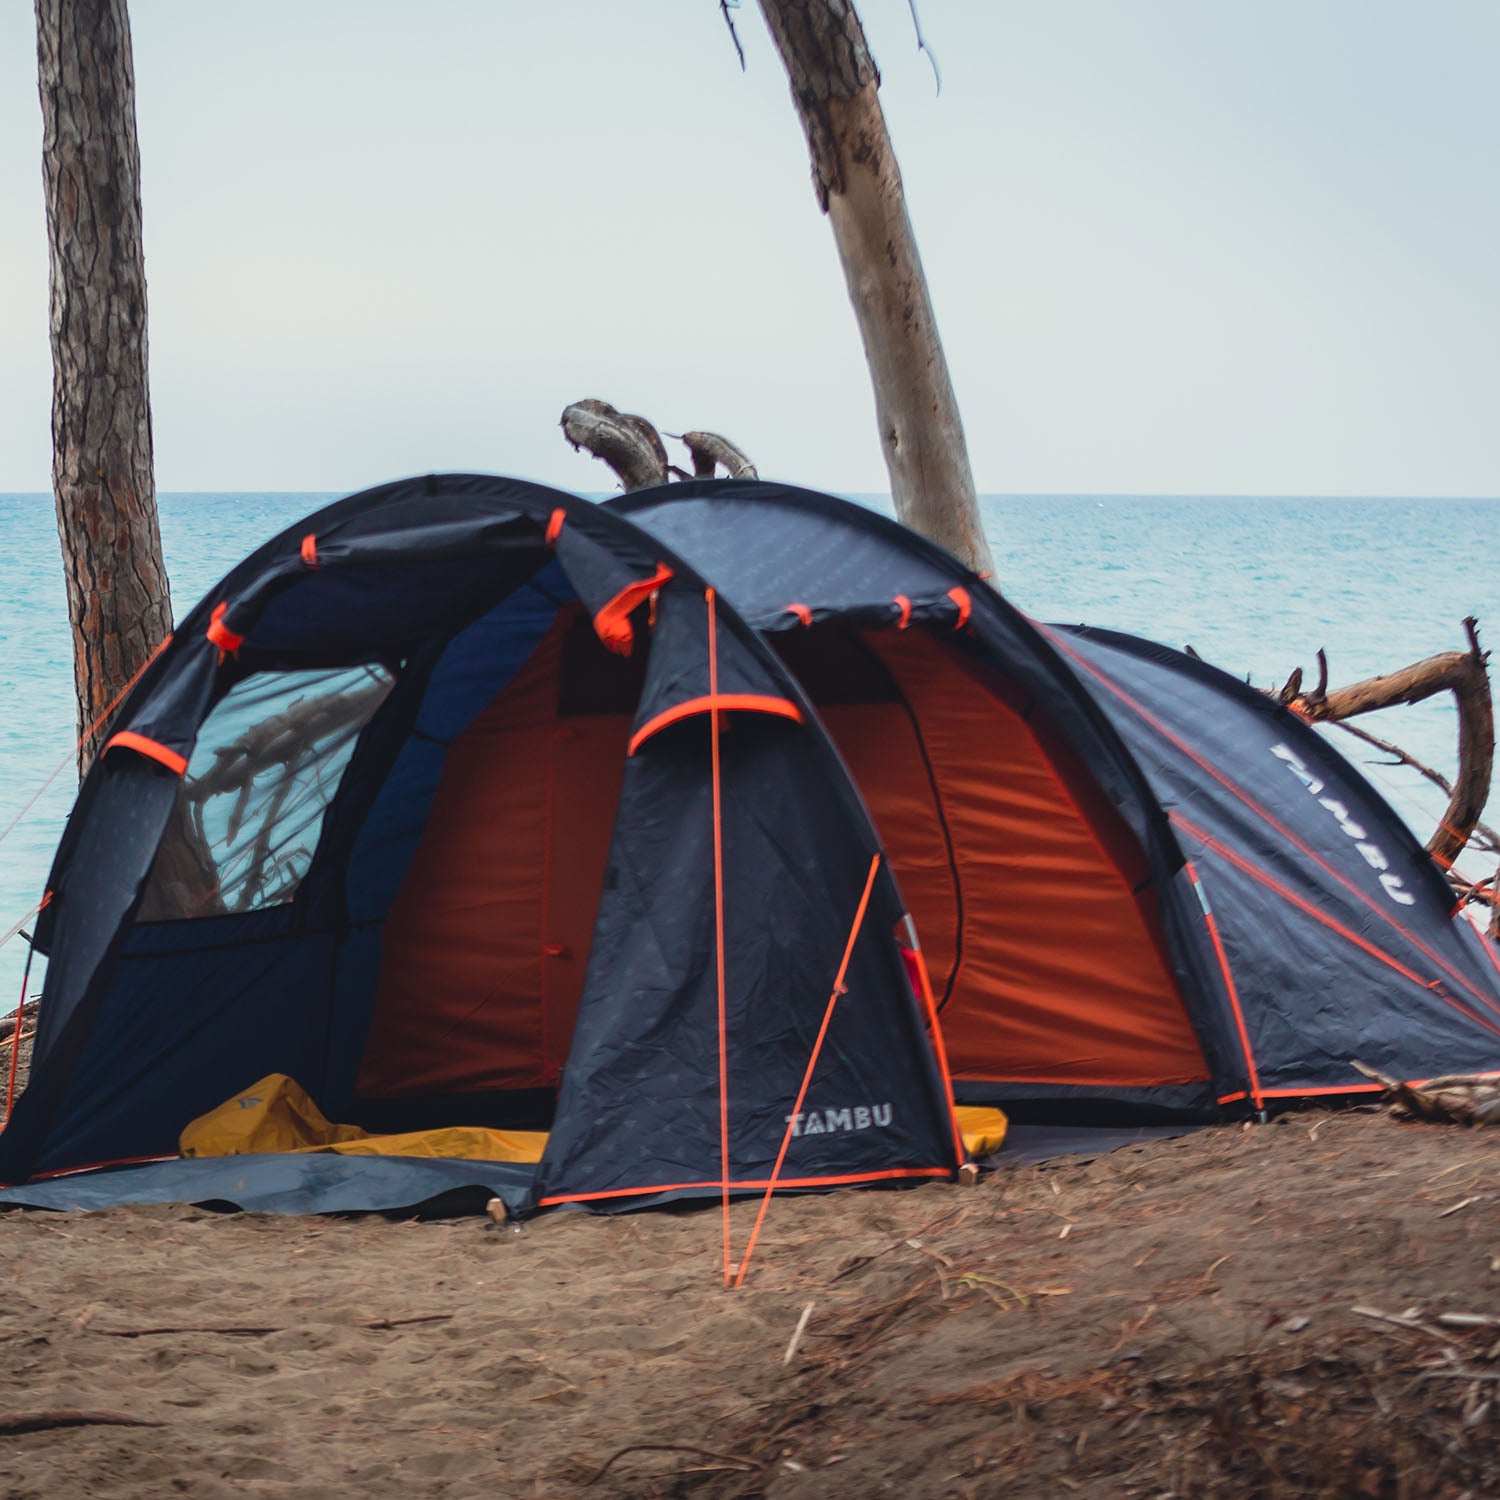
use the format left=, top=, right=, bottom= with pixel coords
left=1, top=490, right=1496, bottom=1002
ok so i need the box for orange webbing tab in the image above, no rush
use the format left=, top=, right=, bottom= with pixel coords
left=104, top=731, right=189, bottom=777
left=300, top=533, right=319, bottom=568
left=785, top=603, right=813, bottom=627
left=627, top=695, right=803, bottom=756
left=545, top=508, right=566, bottom=546
left=894, top=594, right=912, bottom=630
left=947, top=587, right=972, bottom=628
left=593, top=563, right=673, bottom=657
left=207, top=602, right=245, bottom=658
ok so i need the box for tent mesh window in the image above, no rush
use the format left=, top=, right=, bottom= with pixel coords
left=138, top=665, right=394, bottom=921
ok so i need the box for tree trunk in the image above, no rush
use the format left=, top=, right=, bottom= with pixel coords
left=35, top=0, right=171, bottom=775
left=756, top=0, right=994, bottom=578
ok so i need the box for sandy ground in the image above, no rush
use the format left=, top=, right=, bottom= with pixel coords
left=1, top=1109, right=1498, bottom=1498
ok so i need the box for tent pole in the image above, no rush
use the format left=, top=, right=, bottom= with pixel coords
left=707, top=590, right=733, bottom=1288
left=734, top=854, right=882, bottom=1288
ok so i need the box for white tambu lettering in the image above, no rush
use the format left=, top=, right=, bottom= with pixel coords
left=1270, top=743, right=1412, bottom=907
left=1271, top=742, right=1324, bottom=796
left=1317, top=797, right=1367, bottom=841
left=786, top=1104, right=893, bottom=1135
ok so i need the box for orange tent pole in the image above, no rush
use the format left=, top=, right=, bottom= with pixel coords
left=733, top=853, right=882, bottom=1288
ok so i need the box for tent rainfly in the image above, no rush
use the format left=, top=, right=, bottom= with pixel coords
left=1, top=474, right=1497, bottom=1222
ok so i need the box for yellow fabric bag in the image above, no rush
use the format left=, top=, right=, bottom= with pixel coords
left=179, top=1073, right=548, bottom=1164
left=954, top=1104, right=1008, bottom=1159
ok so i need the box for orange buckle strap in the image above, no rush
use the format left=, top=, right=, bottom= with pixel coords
left=545, top=508, right=566, bottom=546
left=785, top=603, right=813, bottom=626
left=894, top=594, right=912, bottom=630
left=207, top=602, right=244, bottom=660
left=946, top=587, right=972, bottom=628
left=593, top=563, right=673, bottom=657
left=300, top=533, right=319, bottom=568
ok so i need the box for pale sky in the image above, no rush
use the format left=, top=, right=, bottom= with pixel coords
left=0, top=1, right=1496, bottom=498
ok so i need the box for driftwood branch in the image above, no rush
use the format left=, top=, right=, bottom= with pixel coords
left=1352, top=1060, right=1500, bottom=1126
left=1328, top=719, right=1500, bottom=856
left=560, top=400, right=669, bottom=492
left=1288, top=619, right=1494, bottom=869
left=585, top=1443, right=762, bottom=1484
left=561, top=402, right=760, bottom=491
left=680, top=430, right=758, bottom=480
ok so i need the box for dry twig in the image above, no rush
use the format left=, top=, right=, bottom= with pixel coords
left=0, top=1408, right=161, bottom=1435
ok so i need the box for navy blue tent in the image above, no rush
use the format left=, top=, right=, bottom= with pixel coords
left=613, top=480, right=1500, bottom=1120
left=4, top=472, right=1498, bottom=1218
left=0, top=476, right=963, bottom=1214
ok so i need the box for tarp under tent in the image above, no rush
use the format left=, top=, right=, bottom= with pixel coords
left=611, top=480, right=1500, bottom=1119
left=0, top=475, right=969, bottom=1218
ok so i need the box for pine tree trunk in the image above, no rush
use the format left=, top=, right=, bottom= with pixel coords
left=757, top=0, right=994, bottom=578
left=35, top=0, right=171, bottom=775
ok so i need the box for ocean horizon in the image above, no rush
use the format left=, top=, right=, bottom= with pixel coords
left=3, top=488, right=1497, bottom=1000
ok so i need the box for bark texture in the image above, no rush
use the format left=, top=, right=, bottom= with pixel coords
left=560, top=400, right=670, bottom=491
left=36, top=0, right=171, bottom=774
left=757, top=0, right=994, bottom=577
left=682, top=431, right=758, bottom=480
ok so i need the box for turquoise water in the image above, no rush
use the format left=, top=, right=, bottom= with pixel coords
left=1, top=490, right=1496, bottom=1003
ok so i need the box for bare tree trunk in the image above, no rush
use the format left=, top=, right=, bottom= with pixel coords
left=35, top=0, right=171, bottom=775
left=756, top=0, right=994, bottom=578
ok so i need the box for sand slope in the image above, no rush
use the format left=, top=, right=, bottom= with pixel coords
left=1, top=1110, right=1497, bottom=1497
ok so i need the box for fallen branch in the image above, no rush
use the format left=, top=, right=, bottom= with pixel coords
left=1351, top=1061, right=1500, bottom=1126
left=92, top=1312, right=452, bottom=1337
left=1286, top=620, right=1493, bottom=869
left=783, top=1302, right=815, bottom=1365
left=92, top=1323, right=282, bottom=1338
left=585, top=1442, right=763, bottom=1484
left=0, top=1408, right=162, bottom=1435
left=355, top=1313, right=453, bottom=1330
left=560, top=399, right=669, bottom=491
left=680, top=430, right=758, bottom=480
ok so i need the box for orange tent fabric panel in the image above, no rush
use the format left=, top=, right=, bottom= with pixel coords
left=358, top=610, right=630, bottom=1098
left=829, top=630, right=1208, bottom=1088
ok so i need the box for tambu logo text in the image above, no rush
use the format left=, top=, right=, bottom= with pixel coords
left=785, top=1104, right=893, bottom=1137
left=1270, top=743, right=1415, bottom=906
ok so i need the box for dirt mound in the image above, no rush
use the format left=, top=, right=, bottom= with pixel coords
left=1, top=1110, right=1497, bottom=1498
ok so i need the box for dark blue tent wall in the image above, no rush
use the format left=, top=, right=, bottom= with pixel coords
left=1052, top=625, right=1500, bottom=1100
left=612, top=480, right=1500, bottom=1116
left=0, top=476, right=962, bottom=1202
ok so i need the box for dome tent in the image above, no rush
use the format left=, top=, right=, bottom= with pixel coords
left=0, top=475, right=965, bottom=1216
left=611, top=480, right=1500, bottom=1118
